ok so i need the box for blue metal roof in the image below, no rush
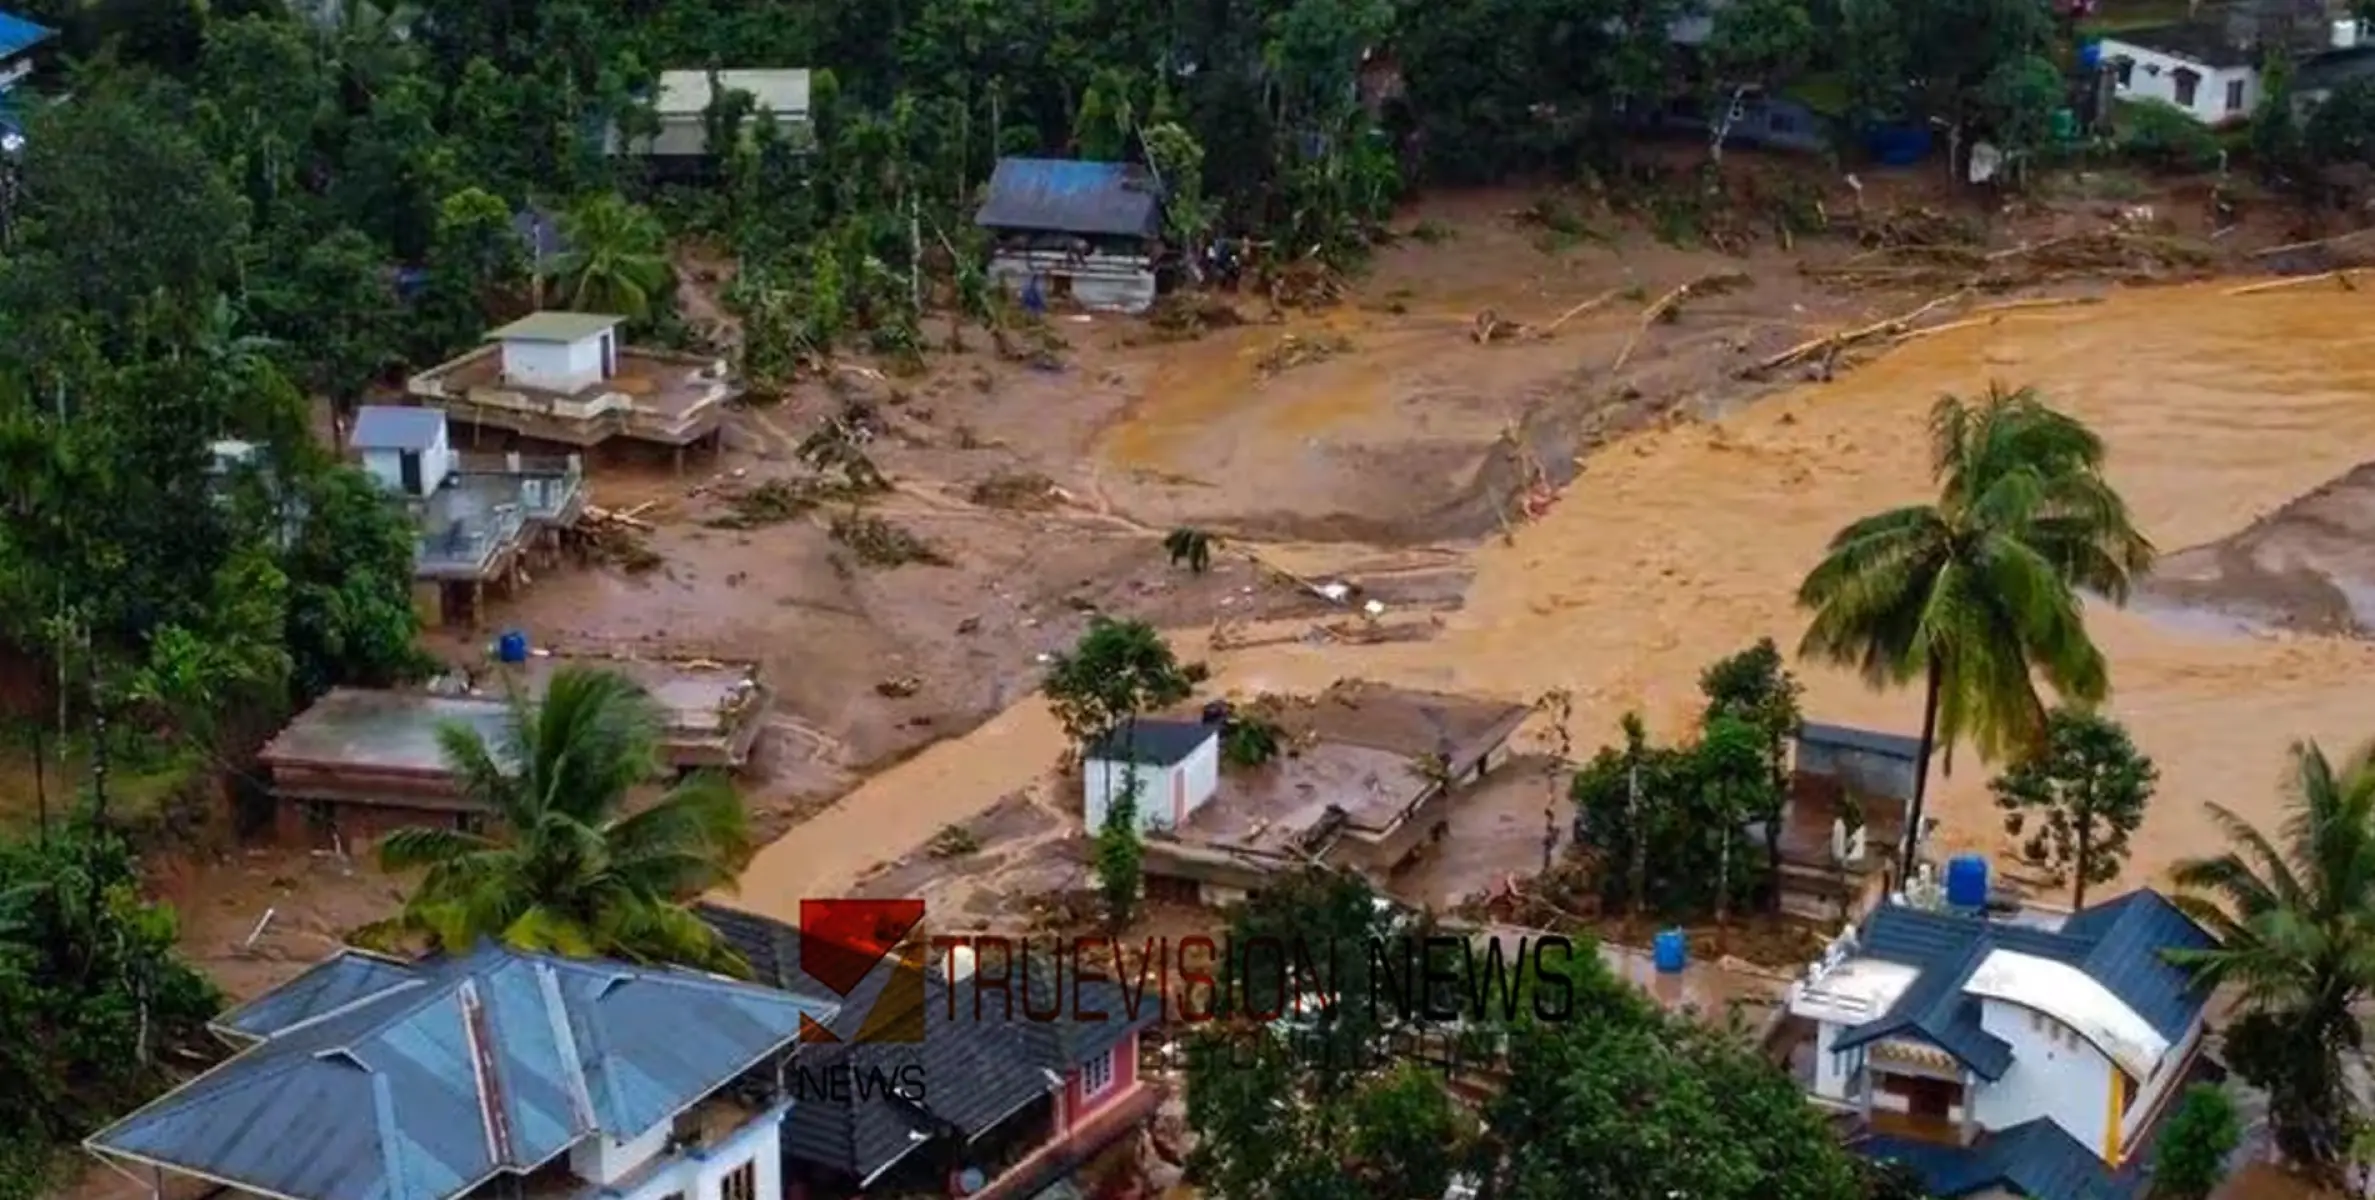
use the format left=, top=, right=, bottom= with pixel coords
left=974, top=158, right=1162, bottom=239
left=1864, top=1117, right=2144, bottom=1198
left=0, top=12, right=52, bottom=59
left=351, top=405, right=447, bottom=452
left=1797, top=721, right=1923, bottom=761
left=1830, top=890, right=2215, bottom=1081
left=212, top=950, right=423, bottom=1041
left=87, top=943, right=838, bottom=1200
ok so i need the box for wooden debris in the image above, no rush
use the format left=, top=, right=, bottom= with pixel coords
left=1744, top=290, right=1968, bottom=378
left=1532, top=287, right=1624, bottom=337
left=2224, top=269, right=2361, bottom=296
left=2249, top=227, right=2375, bottom=258
left=1611, top=271, right=1753, bottom=373
left=585, top=504, right=655, bottom=531
left=1256, top=332, right=1353, bottom=375
left=1472, top=309, right=1526, bottom=344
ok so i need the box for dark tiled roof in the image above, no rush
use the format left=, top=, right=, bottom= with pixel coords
left=1085, top=718, right=1216, bottom=768
left=1797, top=721, right=1922, bottom=761
left=2299, top=45, right=2375, bottom=92
left=1829, top=890, right=2215, bottom=1080
left=2103, top=22, right=2257, bottom=69
left=699, top=904, right=1159, bottom=1183
left=350, top=404, right=446, bottom=451
left=86, top=942, right=836, bottom=1200
left=975, top=158, right=1163, bottom=238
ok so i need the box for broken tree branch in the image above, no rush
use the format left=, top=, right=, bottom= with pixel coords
left=1744, top=290, right=1969, bottom=377
left=2249, top=227, right=2375, bottom=259
left=1535, top=287, right=1624, bottom=336
left=1611, top=271, right=1752, bottom=373
left=2224, top=269, right=2360, bottom=296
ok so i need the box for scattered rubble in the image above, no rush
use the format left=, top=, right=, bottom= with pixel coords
left=1256, top=332, right=1354, bottom=376
left=830, top=511, right=951, bottom=567
left=967, top=471, right=1062, bottom=511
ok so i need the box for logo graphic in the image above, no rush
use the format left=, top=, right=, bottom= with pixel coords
left=797, top=898, right=927, bottom=1043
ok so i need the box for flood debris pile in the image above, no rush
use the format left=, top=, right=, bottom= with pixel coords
left=704, top=478, right=824, bottom=529
left=1147, top=291, right=1245, bottom=340
left=967, top=470, right=1062, bottom=511
left=575, top=503, right=664, bottom=573
left=1256, top=332, right=1354, bottom=376
left=1808, top=210, right=2214, bottom=293
left=830, top=510, right=950, bottom=567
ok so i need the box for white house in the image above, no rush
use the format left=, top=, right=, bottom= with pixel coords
left=491, top=310, right=626, bottom=394
left=1787, top=888, right=2217, bottom=1198
left=350, top=404, right=454, bottom=498
left=2099, top=18, right=2373, bottom=125
left=84, top=943, right=837, bottom=1200
left=611, top=69, right=814, bottom=158
left=1084, top=717, right=1221, bottom=833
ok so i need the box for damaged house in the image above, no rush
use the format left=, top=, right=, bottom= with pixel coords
left=975, top=158, right=1165, bottom=316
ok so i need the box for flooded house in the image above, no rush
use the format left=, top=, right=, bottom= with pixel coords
left=255, top=652, right=770, bottom=849
left=975, top=158, right=1165, bottom=315
left=405, top=311, right=741, bottom=468
left=350, top=404, right=585, bottom=628
left=1777, top=882, right=2220, bottom=1198
left=1776, top=721, right=1919, bottom=917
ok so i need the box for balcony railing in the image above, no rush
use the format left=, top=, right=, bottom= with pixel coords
left=417, top=504, right=526, bottom=574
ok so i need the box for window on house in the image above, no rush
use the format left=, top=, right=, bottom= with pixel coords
left=2172, top=68, right=2200, bottom=107
left=1080, top=1048, right=1115, bottom=1098
left=2226, top=78, right=2246, bottom=112
left=720, top=1161, right=757, bottom=1200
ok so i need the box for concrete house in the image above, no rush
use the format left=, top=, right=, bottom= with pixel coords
left=406, top=311, right=741, bottom=464
left=84, top=942, right=839, bottom=1200
left=700, top=905, right=1164, bottom=1200
left=350, top=404, right=585, bottom=627
left=976, top=158, right=1165, bottom=315
left=610, top=69, right=814, bottom=160
left=1783, top=889, right=2219, bottom=1198
left=1084, top=717, right=1222, bottom=833
left=2098, top=17, right=2375, bottom=125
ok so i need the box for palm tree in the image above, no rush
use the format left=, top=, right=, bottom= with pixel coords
left=1796, top=385, right=2152, bottom=865
left=2166, top=740, right=2375, bottom=1173
left=550, top=194, right=672, bottom=321
left=361, top=667, right=753, bottom=974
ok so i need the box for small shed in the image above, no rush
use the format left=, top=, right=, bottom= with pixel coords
left=0, top=11, right=54, bottom=92
left=488, top=311, right=625, bottom=394
left=1084, top=718, right=1220, bottom=833
left=351, top=405, right=452, bottom=499
left=1794, top=722, right=1922, bottom=804
left=975, top=158, right=1164, bottom=315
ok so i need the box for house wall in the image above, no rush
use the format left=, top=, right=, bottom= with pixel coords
left=2100, top=40, right=2259, bottom=125
left=359, top=427, right=454, bottom=497
left=608, top=1102, right=789, bottom=1200
left=572, top=1120, right=674, bottom=1185
left=2121, top=1019, right=2203, bottom=1154
left=269, top=795, right=475, bottom=852
left=988, top=251, right=1157, bottom=316
left=1814, top=1020, right=1849, bottom=1100
left=1063, top=1031, right=1141, bottom=1125
left=1084, top=739, right=1217, bottom=832
left=1970, top=997, right=2114, bottom=1155
left=501, top=335, right=607, bottom=393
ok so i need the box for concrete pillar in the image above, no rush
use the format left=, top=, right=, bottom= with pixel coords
left=567, top=452, right=583, bottom=476
left=471, top=580, right=485, bottom=630
left=673, top=444, right=685, bottom=475
left=507, top=450, right=522, bottom=472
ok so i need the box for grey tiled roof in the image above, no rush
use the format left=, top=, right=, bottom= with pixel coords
left=1829, top=890, right=2216, bottom=1081
left=699, top=904, right=1158, bottom=1184
left=86, top=942, right=837, bottom=1200
left=350, top=405, right=446, bottom=452
left=1085, top=718, right=1216, bottom=769
left=1796, top=720, right=1922, bottom=762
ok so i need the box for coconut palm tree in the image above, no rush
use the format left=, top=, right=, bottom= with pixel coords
left=550, top=193, right=671, bottom=321
left=2166, top=740, right=2375, bottom=1173
left=361, top=666, right=753, bottom=974
left=1796, top=385, right=2153, bottom=865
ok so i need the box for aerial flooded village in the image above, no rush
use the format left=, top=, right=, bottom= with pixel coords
left=7, top=1, right=2375, bottom=1200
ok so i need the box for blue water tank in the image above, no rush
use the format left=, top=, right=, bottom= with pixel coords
left=1653, top=929, right=1688, bottom=974
left=496, top=630, right=529, bottom=664
left=1945, top=854, right=1991, bottom=909
left=2078, top=40, right=2104, bottom=71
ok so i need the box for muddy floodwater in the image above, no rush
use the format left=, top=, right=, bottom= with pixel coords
left=731, top=281, right=2375, bottom=917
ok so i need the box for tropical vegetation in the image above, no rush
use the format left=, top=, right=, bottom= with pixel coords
left=358, top=666, right=754, bottom=974
left=1796, top=385, right=2153, bottom=863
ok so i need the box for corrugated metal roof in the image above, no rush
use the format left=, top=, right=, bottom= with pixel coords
left=975, top=158, right=1162, bottom=239
left=655, top=69, right=812, bottom=117
left=86, top=943, right=837, bottom=1200
left=1086, top=718, right=1216, bottom=768
left=351, top=405, right=447, bottom=452
left=212, top=950, right=422, bottom=1041
left=485, top=311, right=625, bottom=344
left=0, top=11, right=53, bottom=59
left=1797, top=721, right=1923, bottom=762
left=1830, top=890, right=2214, bottom=1082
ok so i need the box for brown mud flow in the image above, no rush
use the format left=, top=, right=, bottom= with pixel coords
left=731, top=281, right=2375, bottom=916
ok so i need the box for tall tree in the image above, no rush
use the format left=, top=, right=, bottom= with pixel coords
left=1796, top=385, right=2153, bottom=866
left=551, top=192, right=673, bottom=321
left=1989, top=706, right=2157, bottom=908
left=1699, top=638, right=1803, bottom=903
left=360, top=667, right=754, bottom=973
left=2166, top=740, right=2375, bottom=1175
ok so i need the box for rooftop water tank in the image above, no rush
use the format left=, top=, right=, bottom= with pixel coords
left=497, top=630, right=529, bottom=664
left=1945, top=854, right=1990, bottom=910
left=1653, top=929, right=1688, bottom=974
left=2078, top=40, right=2104, bottom=71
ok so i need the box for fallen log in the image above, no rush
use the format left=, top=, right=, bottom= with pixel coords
left=1532, top=287, right=1624, bottom=337
left=2249, top=227, right=2375, bottom=259
left=1743, top=290, right=1968, bottom=377
left=2224, top=269, right=2360, bottom=296
left=1611, top=271, right=1752, bottom=373
left=1889, top=296, right=2105, bottom=344
left=585, top=504, right=656, bottom=531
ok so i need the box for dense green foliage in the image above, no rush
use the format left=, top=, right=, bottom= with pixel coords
left=1989, top=705, right=2156, bottom=909
left=1796, top=385, right=2154, bottom=864
left=2151, top=1084, right=2241, bottom=1200
left=1046, top=618, right=1192, bottom=926
left=0, top=820, right=220, bottom=1200
left=359, top=666, right=754, bottom=973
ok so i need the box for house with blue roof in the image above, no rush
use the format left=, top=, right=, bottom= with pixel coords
left=84, top=942, right=839, bottom=1200
left=0, top=10, right=50, bottom=93
left=975, top=157, right=1165, bottom=316
left=1783, top=887, right=2221, bottom=1198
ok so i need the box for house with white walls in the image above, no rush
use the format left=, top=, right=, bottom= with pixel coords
left=84, top=942, right=839, bottom=1200
left=1784, top=887, right=2219, bottom=1198
left=1083, top=717, right=1223, bottom=833
left=2098, top=17, right=2375, bottom=125
left=406, top=311, right=741, bottom=464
